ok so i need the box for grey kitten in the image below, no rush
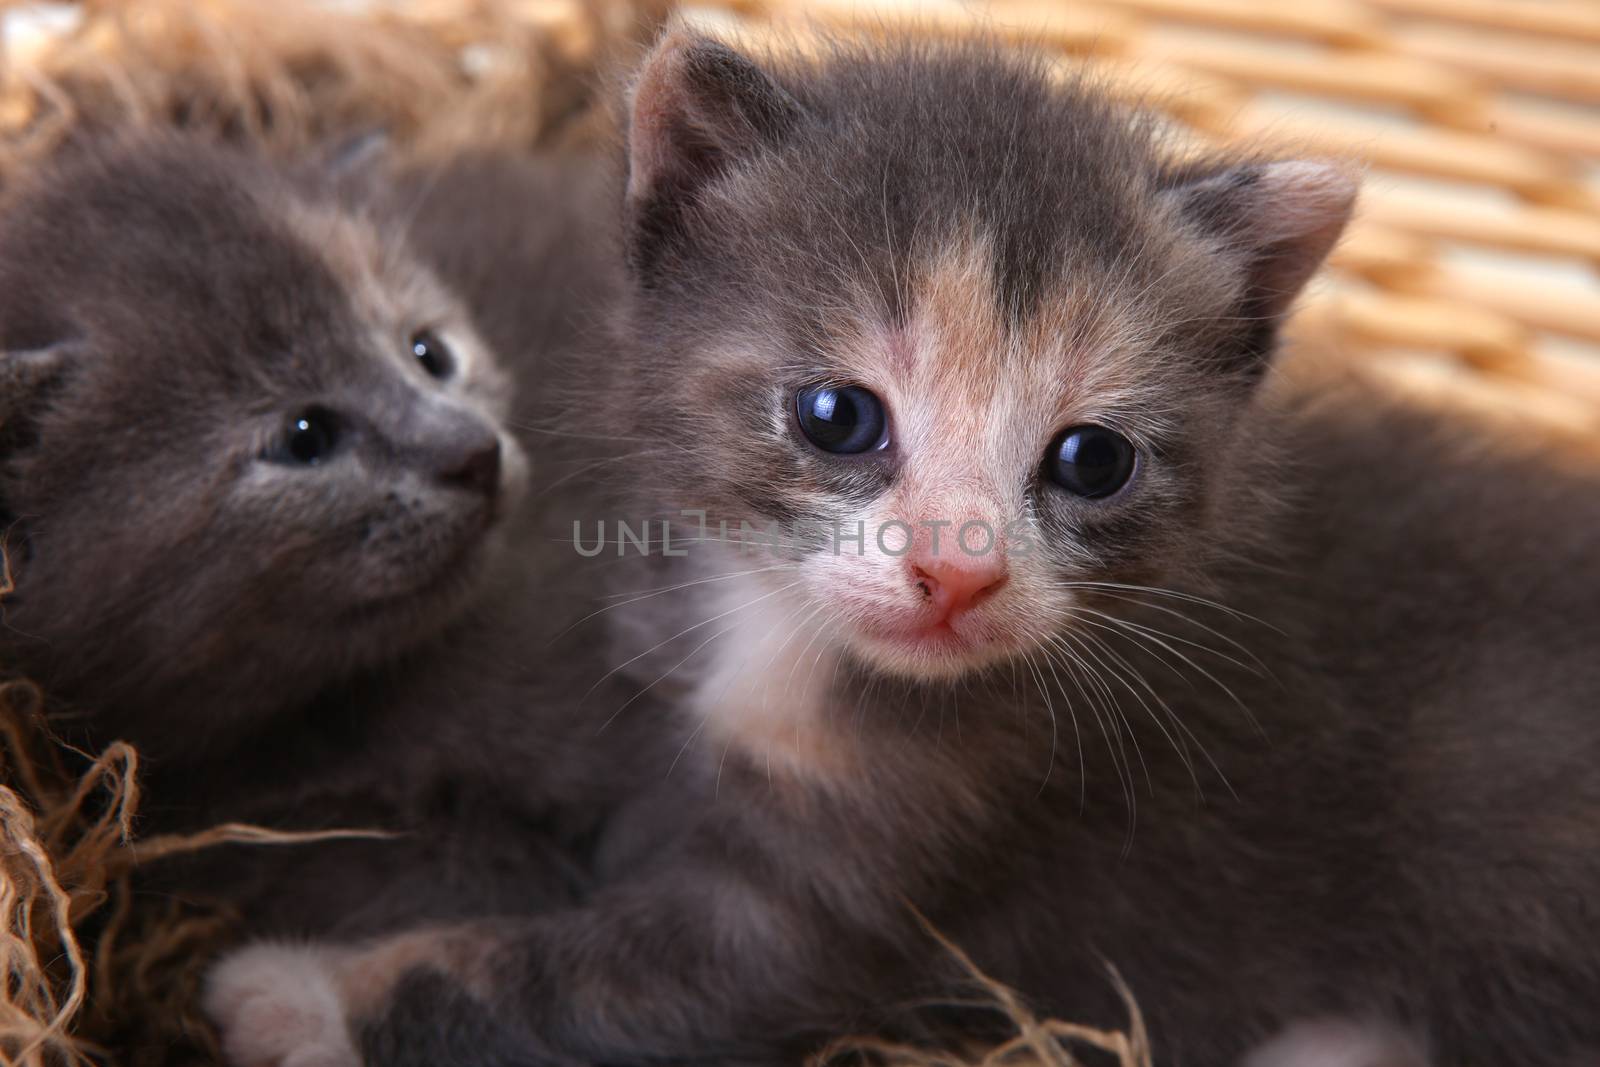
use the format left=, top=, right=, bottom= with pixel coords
left=209, top=30, right=1600, bottom=1067
left=0, top=130, right=662, bottom=955
left=0, top=130, right=520, bottom=758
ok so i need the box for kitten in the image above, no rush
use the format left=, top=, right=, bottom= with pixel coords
left=0, top=130, right=658, bottom=946
left=208, top=30, right=1600, bottom=1067
left=0, top=129, right=521, bottom=757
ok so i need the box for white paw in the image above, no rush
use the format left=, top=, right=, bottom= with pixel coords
left=204, top=943, right=362, bottom=1067
left=1243, top=1018, right=1429, bottom=1067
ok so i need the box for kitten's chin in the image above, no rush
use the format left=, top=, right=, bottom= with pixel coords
left=343, top=512, right=504, bottom=633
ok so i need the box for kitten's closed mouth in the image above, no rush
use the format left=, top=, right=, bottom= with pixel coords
left=344, top=510, right=501, bottom=622
left=851, top=614, right=1028, bottom=678
left=861, top=618, right=976, bottom=654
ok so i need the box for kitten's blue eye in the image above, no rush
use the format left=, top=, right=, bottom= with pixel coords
left=411, top=330, right=453, bottom=380
left=795, top=384, right=887, bottom=454
left=1045, top=425, right=1136, bottom=498
left=283, top=409, right=339, bottom=466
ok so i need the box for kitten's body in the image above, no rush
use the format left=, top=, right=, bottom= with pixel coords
left=197, top=35, right=1600, bottom=1067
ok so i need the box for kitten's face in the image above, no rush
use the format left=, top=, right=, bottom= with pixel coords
left=0, top=135, right=527, bottom=715
left=617, top=33, right=1354, bottom=687
left=727, top=235, right=1221, bottom=682
left=632, top=224, right=1235, bottom=684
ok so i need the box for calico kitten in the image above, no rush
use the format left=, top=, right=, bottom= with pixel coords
left=0, top=130, right=660, bottom=948
left=208, top=30, right=1600, bottom=1067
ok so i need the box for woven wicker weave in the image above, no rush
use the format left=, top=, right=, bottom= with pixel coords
left=677, top=0, right=1600, bottom=426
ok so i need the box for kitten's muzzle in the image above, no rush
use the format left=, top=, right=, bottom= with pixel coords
left=434, top=436, right=503, bottom=500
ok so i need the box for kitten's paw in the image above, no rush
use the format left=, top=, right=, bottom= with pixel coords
left=1243, top=1018, right=1429, bottom=1067
left=204, top=943, right=361, bottom=1067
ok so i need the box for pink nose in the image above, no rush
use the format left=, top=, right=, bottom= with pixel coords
left=910, top=557, right=1008, bottom=621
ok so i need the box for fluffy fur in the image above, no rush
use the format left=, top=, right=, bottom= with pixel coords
left=199, top=32, right=1600, bottom=1067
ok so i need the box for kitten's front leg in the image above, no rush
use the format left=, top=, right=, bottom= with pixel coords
left=205, top=927, right=511, bottom=1067
left=207, top=879, right=889, bottom=1067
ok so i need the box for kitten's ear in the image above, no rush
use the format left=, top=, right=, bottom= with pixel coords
left=625, top=28, right=804, bottom=268
left=1165, top=160, right=1358, bottom=322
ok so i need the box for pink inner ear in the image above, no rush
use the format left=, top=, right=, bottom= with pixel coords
left=1167, top=158, right=1359, bottom=319
left=625, top=30, right=700, bottom=207
left=624, top=29, right=800, bottom=220
left=1244, top=161, right=1360, bottom=316
left=1252, top=161, right=1360, bottom=249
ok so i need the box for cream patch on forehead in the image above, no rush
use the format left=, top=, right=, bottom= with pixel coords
left=833, top=230, right=1155, bottom=495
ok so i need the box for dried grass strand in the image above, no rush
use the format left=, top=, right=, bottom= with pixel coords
left=812, top=906, right=1150, bottom=1067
